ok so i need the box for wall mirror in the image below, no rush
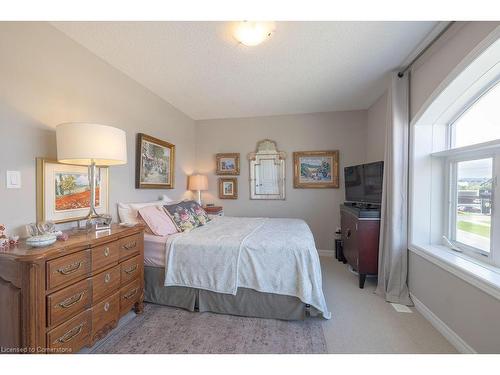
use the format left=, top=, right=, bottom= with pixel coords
left=248, top=139, right=286, bottom=200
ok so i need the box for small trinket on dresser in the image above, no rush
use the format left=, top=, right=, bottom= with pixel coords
left=57, top=233, right=69, bottom=241
left=0, top=224, right=9, bottom=248
left=9, top=235, right=19, bottom=246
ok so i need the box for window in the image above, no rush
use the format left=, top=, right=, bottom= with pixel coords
left=450, top=158, right=493, bottom=254
left=451, top=82, right=500, bottom=148
left=410, top=35, right=500, bottom=294
left=444, top=81, right=500, bottom=264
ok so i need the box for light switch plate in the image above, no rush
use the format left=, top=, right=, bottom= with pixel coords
left=6, top=170, right=21, bottom=189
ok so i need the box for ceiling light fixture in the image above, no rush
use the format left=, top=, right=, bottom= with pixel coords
left=233, top=21, right=275, bottom=47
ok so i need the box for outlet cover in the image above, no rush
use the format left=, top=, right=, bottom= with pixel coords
left=390, top=303, right=413, bottom=313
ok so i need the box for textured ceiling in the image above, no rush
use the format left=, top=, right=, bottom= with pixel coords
left=52, top=21, right=438, bottom=120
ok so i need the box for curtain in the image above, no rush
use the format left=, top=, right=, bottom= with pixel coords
left=375, top=72, right=412, bottom=305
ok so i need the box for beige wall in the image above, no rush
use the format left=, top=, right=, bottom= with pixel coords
left=408, top=21, right=500, bottom=353
left=409, top=253, right=500, bottom=353
left=410, top=21, right=499, bottom=119
left=366, top=92, right=387, bottom=163
left=0, top=22, right=196, bottom=236
left=195, top=111, right=368, bottom=250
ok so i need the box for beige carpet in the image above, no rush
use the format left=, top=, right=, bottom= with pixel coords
left=91, top=303, right=326, bottom=354
left=320, top=256, right=457, bottom=353
left=90, top=255, right=457, bottom=354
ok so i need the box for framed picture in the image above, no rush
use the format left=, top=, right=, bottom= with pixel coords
left=136, top=133, right=175, bottom=189
left=293, top=151, right=340, bottom=188
left=36, top=158, right=109, bottom=223
left=216, top=153, right=240, bottom=175
left=218, top=177, right=238, bottom=199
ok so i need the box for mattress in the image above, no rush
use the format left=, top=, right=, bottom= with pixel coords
left=144, top=233, right=168, bottom=268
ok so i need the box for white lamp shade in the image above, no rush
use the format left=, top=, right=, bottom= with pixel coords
left=188, top=174, right=208, bottom=191
left=56, top=123, right=127, bottom=166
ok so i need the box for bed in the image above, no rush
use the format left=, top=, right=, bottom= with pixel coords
left=143, top=216, right=331, bottom=320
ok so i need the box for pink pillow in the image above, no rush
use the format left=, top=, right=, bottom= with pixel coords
left=138, top=205, right=178, bottom=236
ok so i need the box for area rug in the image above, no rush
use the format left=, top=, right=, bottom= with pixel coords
left=91, top=303, right=327, bottom=354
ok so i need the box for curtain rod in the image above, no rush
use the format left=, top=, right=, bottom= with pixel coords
left=398, top=21, right=456, bottom=78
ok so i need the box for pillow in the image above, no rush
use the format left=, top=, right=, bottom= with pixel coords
left=138, top=205, right=178, bottom=236
left=163, top=200, right=210, bottom=232
left=136, top=215, right=154, bottom=235
left=118, top=195, right=173, bottom=224
left=189, top=201, right=211, bottom=226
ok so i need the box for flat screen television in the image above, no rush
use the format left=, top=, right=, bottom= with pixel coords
left=344, top=161, right=384, bottom=204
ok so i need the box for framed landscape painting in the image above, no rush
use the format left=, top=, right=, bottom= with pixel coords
left=36, top=158, right=109, bottom=223
left=216, top=153, right=240, bottom=175
left=218, top=177, right=238, bottom=199
left=293, top=150, right=339, bottom=188
left=136, top=133, right=175, bottom=189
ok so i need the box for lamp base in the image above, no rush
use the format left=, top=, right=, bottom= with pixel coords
left=77, top=215, right=112, bottom=232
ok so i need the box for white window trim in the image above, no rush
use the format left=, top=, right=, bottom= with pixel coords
left=430, top=144, right=500, bottom=268
left=449, top=155, right=495, bottom=259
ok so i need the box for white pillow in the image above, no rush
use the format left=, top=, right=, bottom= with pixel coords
left=118, top=195, right=173, bottom=224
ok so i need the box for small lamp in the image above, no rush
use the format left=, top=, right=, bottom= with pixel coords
left=188, top=174, right=208, bottom=206
left=56, top=122, right=127, bottom=230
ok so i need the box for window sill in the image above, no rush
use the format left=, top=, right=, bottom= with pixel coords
left=409, top=243, right=500, bottom=301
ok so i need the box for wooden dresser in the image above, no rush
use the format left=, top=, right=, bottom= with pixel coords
left=0, top=225, right=144, bottom=353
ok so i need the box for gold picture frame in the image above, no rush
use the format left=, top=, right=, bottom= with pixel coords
left=218, top=177, right=238, bottom=199
left=136, top=133, right=175, bottom=189
left=293, top=150, right=340, bottom=188
left=216, top=153, right=240, bottom=175
left=36, top=158, right=109, bottom=223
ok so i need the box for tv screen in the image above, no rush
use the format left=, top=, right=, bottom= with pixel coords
left=344, top=161, right=384, bottom=204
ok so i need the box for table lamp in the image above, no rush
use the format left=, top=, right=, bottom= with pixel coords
left=56, top=123, right=127, bottom=230
left=188, top=174, right=208, bottom=205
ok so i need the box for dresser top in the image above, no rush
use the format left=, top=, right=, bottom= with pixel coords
left=0, top=224, right=144, bottom=262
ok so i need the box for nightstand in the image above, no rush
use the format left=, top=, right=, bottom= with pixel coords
left=203, top=205, right=224, bottom=216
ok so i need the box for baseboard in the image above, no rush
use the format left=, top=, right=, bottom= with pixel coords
left=410, top=292, right=476, bottom=354
left=318, top=249, right=335, bottom=257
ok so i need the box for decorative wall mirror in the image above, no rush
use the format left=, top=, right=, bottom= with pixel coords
left=248, top=139, right=286, bottom=200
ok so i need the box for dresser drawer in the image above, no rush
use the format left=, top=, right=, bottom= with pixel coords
left=91, top=241, right=119, bottom=272
left=47, top=278, right=92, bottom=328
left=119, top=278, right=141, bottom=316
left=119, top=233, right=143, bottom=260
left=47, top=250, right=91, bottom=290
left=47, top=309, right=91, bottom=353
left=120, top=255, right=141, bottom=285
left=92, top=264, right=121, bottom=303
left=91, top=291, right=119, bottom=344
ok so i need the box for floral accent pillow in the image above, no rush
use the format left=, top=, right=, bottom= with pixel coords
left=189, top=201, right=211, bottom=226
left=163, top=200, right=210, bottom=232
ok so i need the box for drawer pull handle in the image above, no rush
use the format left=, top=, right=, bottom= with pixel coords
left=104, top=302, right=110, bottom=312
left=57, top=291, right=85, bottom=309
left=104, top=247, right=110, bottom=257
left=53, top=322, right=84, bottom=344
left=124, top=265, right=138, bottom=274
left=123, top=288, right=138, bottom=300
left=104, top=273, right=111, bottom=283
left=123, top=241, right=137, bottom=250
left=57, top=261, right=84, bottom=275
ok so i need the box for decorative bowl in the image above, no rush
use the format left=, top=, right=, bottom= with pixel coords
left=26, top=234, right=57, bottom=248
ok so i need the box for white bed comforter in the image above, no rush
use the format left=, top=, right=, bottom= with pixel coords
left=164, top=216, right=331, bottom=319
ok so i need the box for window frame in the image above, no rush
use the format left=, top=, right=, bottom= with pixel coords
left=444, top=151, right=497, bottom=263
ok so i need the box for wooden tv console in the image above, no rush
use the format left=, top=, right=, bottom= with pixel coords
left=0, top=225, right=144, bottom=353
left=340, top=204, right=381, bottom=288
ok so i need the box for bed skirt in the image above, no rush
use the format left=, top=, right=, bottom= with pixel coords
left=144, top=266, right=319, bottom=320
